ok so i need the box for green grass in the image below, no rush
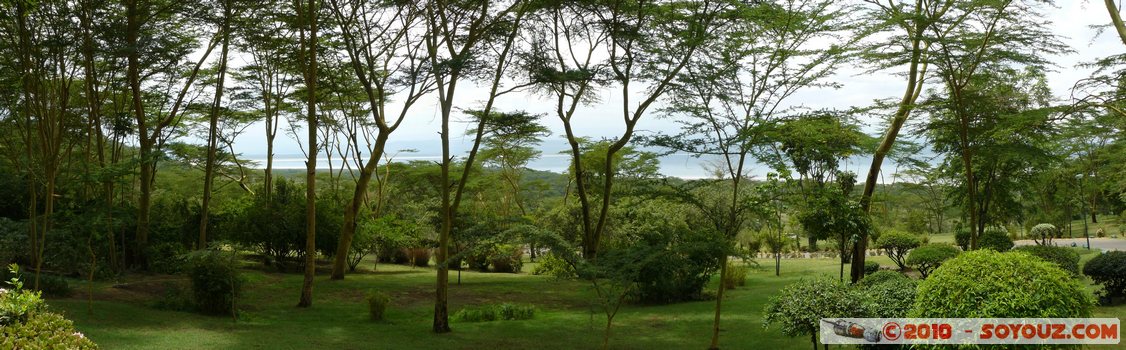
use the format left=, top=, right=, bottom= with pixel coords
left=45, top=255, right=1126, bottom=349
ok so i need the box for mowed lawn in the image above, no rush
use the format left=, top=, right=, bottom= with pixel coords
left=46, top=253, right=1126, bottom=350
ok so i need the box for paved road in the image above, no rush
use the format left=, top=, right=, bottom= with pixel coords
left=1014, top=238, right=1126, bottom=251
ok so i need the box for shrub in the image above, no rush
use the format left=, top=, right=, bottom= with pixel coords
left=1096, top=228, right=1106, bottom=238
left=722, top=262, right=748, bottom=290
left=152, top=284, right=193, bottom=312
left=403, top=248, right=430, bottom=267
left=0, top=269, right=72, bottom=298
left=954, top=229, right=971, bottom=251
left=531, top=253, right=575, bottom=279
left=1029, top=223, right=1058, bottom=246
left=184, top=250, right=243, bottom=315
left=764, top=277, right=866, bottom=349
left=452, top=303, right=534, bottom=322
left=0, top=265, right=44, bottom=326
left=863, top=261, right=879, bottom=275
left=912, top=250, right=1093, bottom=319
left=0, top=312, right=98, bottom=350
left=366, top=290, right=391, bottom=321
left=489, top=245, right=524, bottom=273
left=979, top=226, right=1013, bottom=252
left=859, top=277, right=917, bottom=318
left=905, top=244, right=959, bottom=278
left=1083, top=251, right=1126, bottom=301
left=877, top=231, right=920, bottom=270
left=857, top=270, right=909, bottom=287
left=1012, top=245, right=1080, bottom=276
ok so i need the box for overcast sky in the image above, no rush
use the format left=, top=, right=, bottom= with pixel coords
left=227, top=1, right=1122, bottom=178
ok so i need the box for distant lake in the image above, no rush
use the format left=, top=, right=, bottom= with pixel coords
left=246, top=153, right=884, bottom=181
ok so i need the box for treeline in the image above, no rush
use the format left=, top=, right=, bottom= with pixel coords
left=0, top=0, right=1124, bottom=348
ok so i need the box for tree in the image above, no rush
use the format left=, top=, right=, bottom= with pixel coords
left=649, top=1, right=858, bottom=345
left=199, top=0, right=235, bottom=249
left=325, top=0, right=433, bottom=280
left=877, top=231, right=920, bottom=270
left=422, top=0, right=530, bottom=333
left=294, top=0, right=319, bottom=308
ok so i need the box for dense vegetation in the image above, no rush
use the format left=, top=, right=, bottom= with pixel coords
left=0, top=0, right=1123, bottom=349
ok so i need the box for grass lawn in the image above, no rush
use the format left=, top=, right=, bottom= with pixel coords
left=45, top=255, right=1126, bottom=349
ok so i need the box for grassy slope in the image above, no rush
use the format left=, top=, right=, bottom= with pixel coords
left=47, top=256, right=1125, bottom=350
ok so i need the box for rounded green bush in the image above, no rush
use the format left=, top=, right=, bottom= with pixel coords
left=954, top=229, right=971, bottom=251
left=0, top=311, right=98, bottom=349
left=911, top=250, right=1094, bottom=319
left=1011, top=245, right=1080, bottom=276
left=764, top=277, right=866, bottom=349
left=1030, top=223, right=1058, bottom=243
left=184, top=249, right=243, bottom=315
left=905, top=243, right=960, bottom=278
left=877, top=231, right=920, bottom=270
left=863, top=261, right=879, bottom=276
left=1082, top=251, right=1126, bottom=301
left=979, top=226, right=1013, bottom=251
left=857, top=270, right=910, bottom=287
left=859, top=277, right=917, bottom=319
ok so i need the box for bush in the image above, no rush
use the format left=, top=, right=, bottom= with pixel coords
left=764, top=277, right=866, bottom=349
left=0, top=312, right=98, bottom=350
left=859, top=277, right=917, bottom=318
left=1012, top=245, right=1080, bottom=276
left=152, top=284, right=194, bottom=312
left=0, top=269, right=71, bottom=297
left=184, top=250, right=242, bottom=315
left=1096, top=228, right=1106, bottom=238
left=877, top=231, right=920, bottom=270
left=1029, top=223, right=1058, bottom=246
left=905, top=244, right=959, bottom=278
left=864, top=261, right=879, bottom=275
left=489, top=245, right=524, bottom=273
left=1083, top=251, right=1126, bottom=302
left=531, top=253, right=575, bottom=279
left=403, top=248, right=430, bottom=267
left=857, top=270, right=909, bottom=287
left=366, top=290, right=391, bottom=321
left=452, top=303, right=534, bottom=322
left=722, top=262, right=748, bottom=290
left=954, top=229, right=971, bottom=251
left=979, top=226, right=1013, bottom=252
left=912, top=250, right=1094, bottom=319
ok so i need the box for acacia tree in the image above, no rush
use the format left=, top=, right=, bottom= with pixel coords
left=325, top=0, right=433, bottom=280
left=294, top=0, right=319, bottom=308
left=651, top=1, right=857, bottom=347
left=851, top=0, right=1065, bottom=282
left=198, top=0, right=235, bottom=249
left=422, top=0, right=530, bottom=333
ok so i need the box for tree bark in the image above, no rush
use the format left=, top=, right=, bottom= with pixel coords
left=296, top=0, right=319, bottom=308
left=200, top=1, right=232, bottom=250
left=1107, top=0, right=1126, bottom=46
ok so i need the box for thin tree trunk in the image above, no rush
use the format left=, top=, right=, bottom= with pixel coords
left=200, top=1, right=232, bottom=250
left=332, top=133, right=388, bottom=279
left=1107, top=0, right=1126, bottom=46
left=296, top=0, right=319, bottom=308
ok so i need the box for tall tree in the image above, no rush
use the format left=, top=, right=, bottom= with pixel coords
left=422, top=0, right=529, bottom=333
left=652, top=1, right=857, bottom=347
left=199, top=0, right=234, bottom=249
left=294, top=0, right=319, bottom=308
left=325, top=0, right=433, bottom=280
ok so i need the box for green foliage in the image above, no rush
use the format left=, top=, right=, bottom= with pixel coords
left=184, top=250, right=242, bottom=315
left=452, top=303, right=534, bottom=322
left=857, top=270, right=910, bottom=287
left=722, top=262, right=748, bottom=290
left=905, top=244, right=960, bottom=278
left=0, top=265, right=43, bottom=326
left=1011, top=245, right=1080, bottom=276
left=858, top=277, right=917, bottom=319
left=877, top=230, right=920, bottom=270
left=1030, top=223, right=1059, bottom=245
left=764, top=277, right=866, bottom=345
left=979, top=227, right=1014, bottom=252
left=489, top=245, right=524, bottom=273
left=152, top=284, right=193, bottom=312
left=366, top=291, right=391, bottom=321
left=912, top=250, right=1094, bottom=323
left=227, top=179, right=342, bottom=268
left=1082, top=251, right=1126, bottom=301
left=863, top=261, right=880, bottom=276
left=0, top=219, right=29, bottom=267
left=954, top=228, right=971, bottom=251
left=0, top=311, right=98, bottom=349
left=531, top=253, right=575, bottom=279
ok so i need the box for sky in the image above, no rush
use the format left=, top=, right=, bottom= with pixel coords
left=227, top=1, right=1122, bottom=180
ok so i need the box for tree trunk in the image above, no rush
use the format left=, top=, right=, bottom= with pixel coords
left=331, top=133, right=388, bottom=279
left=1107, top=0, right=1126, bottom=46
left=708, top=256, right=728, bottom=350
left=296, top=0, right=319, bottom=309
left=200, top=2, right=231, bottom=250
